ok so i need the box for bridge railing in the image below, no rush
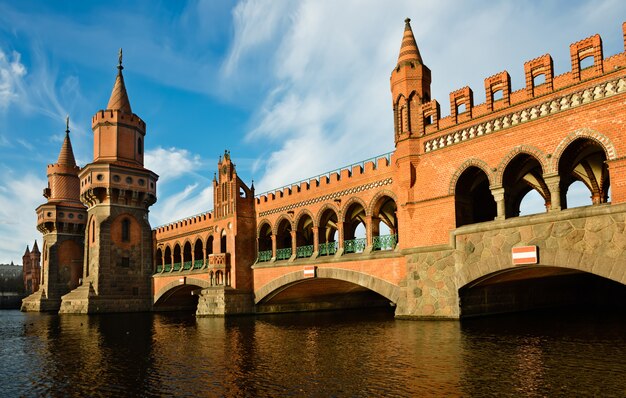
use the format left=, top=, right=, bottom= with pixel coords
left=344, top=237, right=366, bottom=254
left=156, top=264, right=163, bottom=273
left=258, top=250, right=272, bottom=262
left=193, top=259, right=203, bottom=269
left=296, top=245, right=314, bottom=258
left=319, top=241, right=338, bottom=256
left=276, top=248, right=292, bottom=261
left=183, top=261, right=192, bottom=271
left=373, top=234, right=397, bottom=251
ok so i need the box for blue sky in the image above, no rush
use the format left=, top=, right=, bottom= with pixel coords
left=0, top=0, right=625, bottom=263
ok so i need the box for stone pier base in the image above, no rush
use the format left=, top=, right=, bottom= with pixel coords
left=21, top=289, right=63, bottom=312
left=196, top=287, right=254, bottom=316
left=58, top=284, right=152, bottom=314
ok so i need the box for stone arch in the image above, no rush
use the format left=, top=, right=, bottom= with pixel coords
left=294, top=209, right=316, bottom=228
left=340, top=197, right=369, bottom=222
left=551, top=128, right=617, bottom=171
left=153, top=277, right=212, bottom=304
left=368, top=189, right=399, bottom=216
left=449, top=158, right=495, bottom=195
left=254, top=268, right=401, bottom=305
left=315, top=203, right=340, bottom=227
left=495, top=145, right=549, bottom=185
left=272, top=215, right=293, bottom=236
left=257, top=218, right=272, bottom=237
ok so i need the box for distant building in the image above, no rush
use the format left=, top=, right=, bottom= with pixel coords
left=0, top=261, right=23, bottom=293
left=22, top=242, right=41, bottom=294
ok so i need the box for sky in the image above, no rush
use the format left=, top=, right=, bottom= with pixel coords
left=0, top=0, right=625, bottom=263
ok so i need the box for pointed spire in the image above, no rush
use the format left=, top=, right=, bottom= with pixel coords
left=397, top=18, right=422, bottom=66
left=24, top=245, right=30, bottom=256
left=31, top=240, right=40, bottom=254
left=57, top=115, right=77, bottom=167
left=107, top=48, right=132, bottom=114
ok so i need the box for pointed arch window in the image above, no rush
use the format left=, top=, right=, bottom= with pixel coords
left=137, top=137, right=143, bottom=155
left=122, top=218, right=130, bottom=242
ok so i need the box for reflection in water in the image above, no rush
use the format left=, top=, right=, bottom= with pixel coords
left=0, top=308, right=624, bottom=397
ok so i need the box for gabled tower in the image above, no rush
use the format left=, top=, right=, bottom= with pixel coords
left=22, top=119, right=87, bottom=312
left=59, top=50, right=158, bottom=314
left=22, top=245, right=31, bottom=293
left=390, top=18, right=431, bottom=143
left=195, top=151, right=255, bottom=316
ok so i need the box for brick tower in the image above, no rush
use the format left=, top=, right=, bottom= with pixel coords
left=59, top=50, right=158, bottom=313
left=390, top=18, right=432, bottom=248
left=22, top=120, right=86, bottom=312
left=195, top=151, right=256, bottom=315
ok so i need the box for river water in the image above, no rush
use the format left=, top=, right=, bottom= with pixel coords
left=1, top=308, right=624, bottom=397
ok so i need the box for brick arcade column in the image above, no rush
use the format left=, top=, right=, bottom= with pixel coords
left=544, top=173, right=561, bottom=211
left=312, top=226, right=319, bottom=256
left=491, top=186, right=506, bottom=220
left=290, top=230, right=297, bottom=260
left=271, top=234, right=277, bottom=260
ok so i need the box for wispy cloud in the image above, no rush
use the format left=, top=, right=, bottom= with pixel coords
left=151, top=184, right=214, bottom=228
left=0, top=49, right=27, bottom=109
left=0, top=167, right=45, bottom=263
left=144, top=146, right=205, bottom=185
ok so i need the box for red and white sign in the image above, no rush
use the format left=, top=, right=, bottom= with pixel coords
left=303, top=266, right=316, bottom=278
left=512, top=246, right=538, bottom=265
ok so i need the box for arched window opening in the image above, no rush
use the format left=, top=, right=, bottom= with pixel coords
left=220, top=233, right=227, bottom=254
left=493, top=89, right=503, bottom=101
left=502, top=154, right=549, bottom=218
left=558, top=138, right=609, bottom=210
left=457, top=103, right=466, bottom=114
left=164, top=246, right=172, bottom=272
left=137, top=137, right=143, bottom=155
left=344, top=202, right=366, bottom=254
left=257, top=223, right=273, bottom=262
left=533, top=73, right=546, bottom=87
left=295, top=214, right=314, bottom=258
left=121, top=218, right=130, bottom=242
left=183, top=241, right=192, bottom=270
left=372, top=196, right=398, bottom=251
left=193, top=238, right=203, bottom=269
left=275, top=219, right=292, bottom=260
left=206, top=235, right=214, bottom=256
left=455, top=167, right=497, bottom=227
left=173, top=244, right=182, bottom=271
left=90, top=220, right=96, bottom=244
left=519, top=190, right=546, bottom=216
left=318, top=209, right=339, bottom=256
left=580, top=55, right=594, bottom=70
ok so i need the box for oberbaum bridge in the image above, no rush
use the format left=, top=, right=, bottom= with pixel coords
left=21, top=19, right=626, bottom=318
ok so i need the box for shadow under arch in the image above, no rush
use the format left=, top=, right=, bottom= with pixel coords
left=254, top=267, right=400, bottom=305
left=153, top=277, right=212, bottom=311
left=458, top=264, right=626, bottom=318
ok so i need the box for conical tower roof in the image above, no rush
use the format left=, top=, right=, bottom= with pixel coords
left=23, top=245, right=30, bottom=256
left=397, top=18, right=422, bottom=66
left=107, top=48, right=132, bottom=114
left=31, top=240, right=40, bottom=254
left=57, top=116, right=77, bottom=167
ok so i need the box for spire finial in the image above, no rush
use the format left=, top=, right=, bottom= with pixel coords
left=405, top=17, right=411, bottom=25
left=65, top=115, right=70, bottom=135
left=118, top=48, right=123, bottom=72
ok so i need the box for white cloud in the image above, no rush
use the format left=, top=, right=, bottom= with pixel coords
left=144, top=146, right=204, bottom=184
left=0, top=49, right=27, bottom=109
left=0, top=168, right=45, bottom=263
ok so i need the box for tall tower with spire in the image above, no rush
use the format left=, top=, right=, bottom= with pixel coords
left=390, top=18, right=431, bottom=143
left=22, top=119, right=87, bottom=312
left=59, top=50, right=158, bottom=314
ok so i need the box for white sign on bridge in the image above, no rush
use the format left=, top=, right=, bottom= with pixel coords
left=304, top=266, right=316, bottom=278
left=512, top=246, right=538, bottom=265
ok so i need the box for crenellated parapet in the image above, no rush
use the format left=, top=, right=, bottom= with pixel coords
left=418, top=23, right=626, bottom=153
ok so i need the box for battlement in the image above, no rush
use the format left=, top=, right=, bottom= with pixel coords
left=254, top=151, right=393, bottom=207
left=419, top=22, right=626, bottom=147
left=92, top=109, right=146, bottom=131
left=154, top=210, right=214, bottom=237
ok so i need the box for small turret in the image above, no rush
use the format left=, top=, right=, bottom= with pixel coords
left=390, top=18, right=432, bottom=142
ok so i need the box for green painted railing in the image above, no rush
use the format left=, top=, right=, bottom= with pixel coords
left=164, top=263, right=171, bottom=272
left=296, top=244, right=314, bottom=258
left=318, top=241, right=338, bottom=256
left=193, top=259, right=204, bottom=269
left=156, top=264, right=162, bottom=273
left=373, top=234, right=397, bottom=251
left=183, top=261, right=192, bottom=270
left=258, top=250, right=272, bottom=262
left=173, top=262, right=181, bottom=271
left=344, top=237, right=366, bottom=254
left=276, top=247, right=292, bottom=261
